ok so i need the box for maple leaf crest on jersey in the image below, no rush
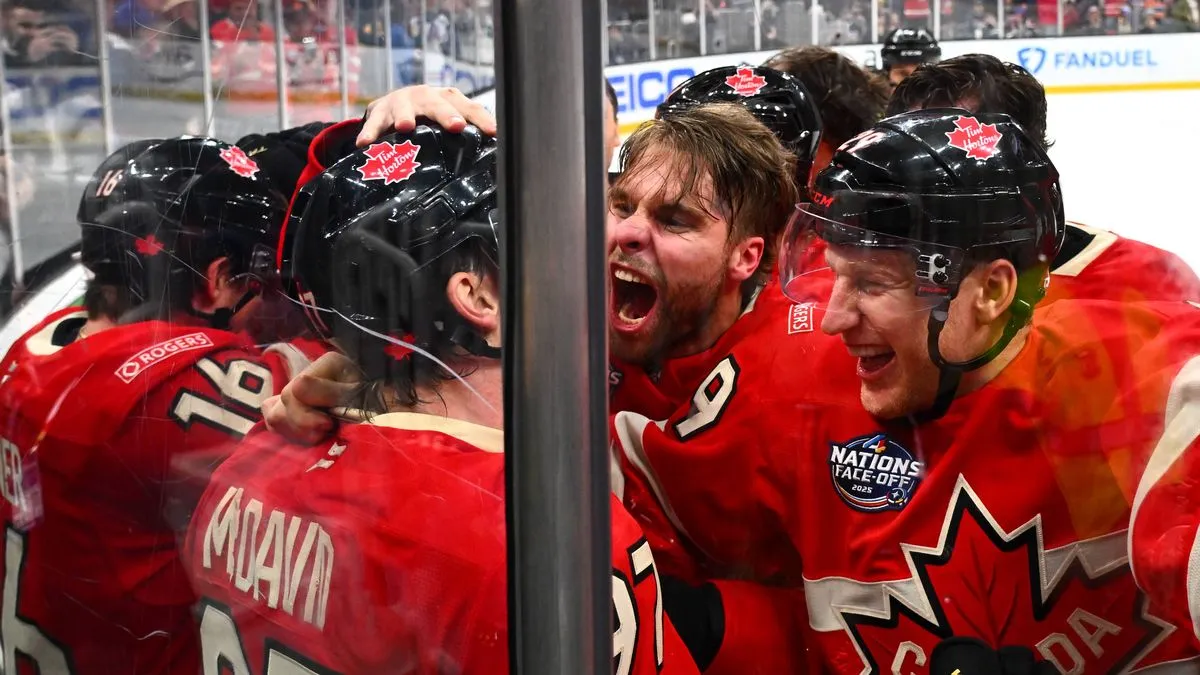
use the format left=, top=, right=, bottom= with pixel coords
left=814, top=478, right=1174, bottom=675
left=724, top=66, right=768, bottom=96
left=944, top=115, right=1002, bottom=160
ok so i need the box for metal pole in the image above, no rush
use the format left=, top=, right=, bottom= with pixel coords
left=337, top=0, right=350, bottom=119
left=811, top=0, right=820, bottom=45
left=0, top=49, right=24, bottom=284
left=601, top=0, right=609, bottom=65
left=273, top=0, right=290, bottom=129
left=996, top=0, right=1004, bottom=37
left=870, top=0, right=879, bottom=43
left=933, top=0, right=942, bottom=40
left=197, top=0, right=215, bottom=134
left=753, top=0, right=762, bottom=51
left=648, top=0, right=656, bottom=61
left=1057, top=0, right=1064, bottom=35
left=699, top=0, right=707, bottom=55
left=94, top=0, right=115, bottom=152
left=420, top=0, right=428, bottom=83
left=382, top=0, right=395, bottom=89
left=495, top=0, right=610, bottom=671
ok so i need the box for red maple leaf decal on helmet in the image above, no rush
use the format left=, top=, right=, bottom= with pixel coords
left=219, top=145, right=261, bottom=179
left=724, top=66, right=768, bottom=97
left=357, top=141, right=422, bottom=185
left=134, top=234, right=166, bottom=256
left=945, top=115, right=1003, bottom=160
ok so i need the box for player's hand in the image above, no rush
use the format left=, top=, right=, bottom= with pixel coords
left=357, top=85, right=497, bottom=147
left=263, top=351, right=363, bottom=444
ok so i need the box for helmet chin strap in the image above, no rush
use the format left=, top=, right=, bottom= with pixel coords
left=195, top=287, right=259, bottom=331
left=447, top=322, right=501, bottom=360
left=911, top=296, right=1032, bottom=424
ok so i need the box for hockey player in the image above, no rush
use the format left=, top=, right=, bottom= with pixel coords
left=0, top=137, right=308, bottom=674
left=184, top=123, right=700, bottom=675
left=617, top=109, right=1200, bottom=672
left=879, top=27, right=941, bottom=87
left=886, top=53, right=1200, bottom=303
left=763, top=45, right=891, bottom=176
left=655, top=65, right=822, bottom=192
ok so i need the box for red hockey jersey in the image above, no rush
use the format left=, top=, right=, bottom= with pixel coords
left=0, top=314, right=293, bottom=675
left=185, top=413, right=699, bottom=675
left=616, top=299, right=1200, bottom=674
left=1048, top=222, right=1200, bottom=304
left=1125, top=303, right=1200, bottom=647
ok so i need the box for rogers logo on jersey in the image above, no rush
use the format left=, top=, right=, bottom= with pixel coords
left=357, top=141, right=422, bottom=185
left=829, top=433, right=922, bottom=512
left=788, top=302, right=814, bottom=334
left=945, top=116, right=1002, bottom=160
left=725, top=66, right=767, bottom=96
left=219, top=146, right=261, bottom=179
left=115, top=332, right=215, bottom=383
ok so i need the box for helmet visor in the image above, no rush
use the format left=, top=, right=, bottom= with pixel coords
left=779, top=200, right=968, bottom=310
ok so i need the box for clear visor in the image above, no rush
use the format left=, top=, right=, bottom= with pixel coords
left=779, top=203, right=967, bottom=309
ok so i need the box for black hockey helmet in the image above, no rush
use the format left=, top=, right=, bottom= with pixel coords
left=291, top=123, right=500, bottom=382
left=780, top=109, right=1064, bottom=418
left=107, top=136, right=289, bottom=323
left=77, top=138, right=162, bottom=278
left=657, top=65, right=822, bottom=186
left=881, top=27, right=941, bottom=71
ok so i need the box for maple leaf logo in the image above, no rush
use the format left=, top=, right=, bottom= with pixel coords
left=356, top=141, right=422, bottom=185
left=384, top=333, right=417, bottom=361
left=834, top=479, right=1174, bottom=675
left=134, top=234, right=166, bottom=256
left=219, top=145, right=261, bottom=179
left=945, top=116, right=1003, bottom=160
left=724, top=66, right=768, bottom=97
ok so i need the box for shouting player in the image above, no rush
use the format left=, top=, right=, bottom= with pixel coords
left=184, top=123, right=699, bottom=675
left=0, top=137, right=302, bottom=674
left=885, top=53, right=1200, bottom=303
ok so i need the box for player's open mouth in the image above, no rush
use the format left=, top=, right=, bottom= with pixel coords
left=610, top=265, right=658, bottom=331
left=847, top=346, right=895, bottom=381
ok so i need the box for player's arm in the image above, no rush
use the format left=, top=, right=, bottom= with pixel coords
left=1129, top=345, right=1200, bottom=645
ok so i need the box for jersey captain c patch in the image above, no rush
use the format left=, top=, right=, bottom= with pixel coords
left=829, top=433, right=923, bottom=512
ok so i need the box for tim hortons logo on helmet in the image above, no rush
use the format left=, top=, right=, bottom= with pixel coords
left=115, top=332, right=215, bottom=383
left=725, top=66, right=768, bottom=97
left=945, top=116, right=1002, bottom=160
left=219, top=146, right=261, bottom=180
left=357, top=141, right=422, bottom=185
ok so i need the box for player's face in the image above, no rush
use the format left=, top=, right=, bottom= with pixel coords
left=820, top=245, right=945, bottom=419
left=888, top=63, right=919, bottom=86
left=603, top=95, right=620, bottom=173
left=606, top=149, right=733, bottom=367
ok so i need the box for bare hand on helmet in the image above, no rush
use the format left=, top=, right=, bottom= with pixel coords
left=358, top=85, right=497, bottom=147
left=262, top=351, right=363, bottom=444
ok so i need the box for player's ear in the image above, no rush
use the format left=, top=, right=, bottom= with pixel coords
left=726, top=235, right=764, bottom=284
left=974, top=258, right=1019, bottom=324
left=447, top=270, right=501, bottom=347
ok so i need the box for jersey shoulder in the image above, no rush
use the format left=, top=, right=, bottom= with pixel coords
left=189, top=414, right=509, bottom=672
left=1051, top=223, right=1200, bottom=303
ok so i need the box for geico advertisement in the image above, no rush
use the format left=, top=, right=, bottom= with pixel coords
left=606, top=32, right=1195, bottom=121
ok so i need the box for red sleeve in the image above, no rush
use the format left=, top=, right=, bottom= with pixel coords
left=707, top=581, right=812, bottom=675
left=1127, top=312, right=1200, bottom=645
left=610, top=495, right=700, bottom=675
